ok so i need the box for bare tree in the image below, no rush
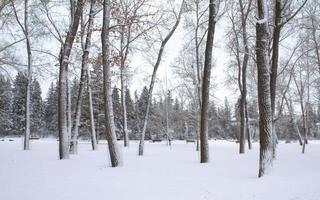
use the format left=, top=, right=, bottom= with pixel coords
left=70, top=0, right=98, bottom=154
left=102, top=0, right=122, bottom=167
left=256, top=0, right=273, bottom=177
left=58, top=0, right=84, bottom=159
left=113, top=0, right=157, bottom=148
left=226, top=0, right=253, bottom=153
left=11, top=0, right=32, bottom=150
left=87, top=68, right=98, bottom=150
left=138, top=0, right=185, bottom=156
left=270, top=0, right=307, bottom=157
left=199, top=0, right=216, bottom=163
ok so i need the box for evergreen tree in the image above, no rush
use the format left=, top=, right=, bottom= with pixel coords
left=0, top=74, right=12, bottom=135
left=12, top=72, right=28, bottom=135
left=132, top=87, right=149, bottom=138
left=44, top=82, right=58, bottom=136
left=30, top=78, right=44, bottom=136
left=125, top=88, right=135, bottom=134
left=112, top=87, right=122, bottom=137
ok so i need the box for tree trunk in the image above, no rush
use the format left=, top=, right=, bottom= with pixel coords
left=199, top=0, right=216, bottom=163
left=119, top=22, right=130, bottom=148
left=256, top=0, right=273, bottom=177
left=138, top=0, right=185, bottom=156
left=269, top=0, right=282, bottom=159
left=194, top=0, right=202, bottom=152
left=58, top=0, right=84, bottom=160
left=238, top=0, right=250, bottom=154
left=87, top=68, right=98, bottom=151
left=24, top=0, right=31, bottom=150
left=121, top=68, right=129, bottom=147
left=302, top=101, right=308, bottom=154
left=70, top=0, right=96, bottom=154
left=66, top=68, right=72, bottom=151
left=245, top=101, right=252, bottom=149
left=102, top=0, right=122, bottom=167
left=285, top=96, right=303, bottom=145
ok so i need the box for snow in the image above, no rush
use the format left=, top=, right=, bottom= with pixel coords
left=257, top=18, right=267, bottom=24
left=1, top=139, right=320, bottom=200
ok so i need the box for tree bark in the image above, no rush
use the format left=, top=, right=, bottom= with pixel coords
left=121, top=67, right=129, bottom=147
left=102, top=0, right=122, bottom=167
left=200, top=0, right=216, bottom=163
left=256, top=0, right=273, bottom=177
left=269, top=0, right=282, bottom=158
left=238, top=0, right=250, bottom=154
left=70, top=0, right=97, bottom=154
left=23, top=0, right=31, bottom=150
left=245, top=101, right=252, bottom=149
left=87, top=68, right=98, bottom=150
left=58, top=0, right=84, bottom=159
left=138, top=0, right=185, bottom=156
left=66, top=68, right=72, bottom=151
left=284, top=96, right=303, bottom=145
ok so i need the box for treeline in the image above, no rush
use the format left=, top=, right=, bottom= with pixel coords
left=0, top=72, right=235, bottom=140
left=2, top=72, right=319, bottom=142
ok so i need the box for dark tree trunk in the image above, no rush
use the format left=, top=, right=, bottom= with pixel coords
left=238, top=0, right=251, bottom=154
left=200, top=0, right=216, bottom=163
left=102, top=0, right=122, bottom=167
left=256, top=0, right=273, bottom=177
left=245, top=101, right=252, bottom=149
left=269, top=0, right=282, bottom=158
left=70, top=0, right=97, bottom=154
left=58, top=0, right=84, bottom=159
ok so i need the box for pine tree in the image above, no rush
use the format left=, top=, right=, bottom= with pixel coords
left=30, top=78, right=43, bottom=136
left=12, top=72, right=28, bottom=135
left=112, top=87, right=121, bottom=138
left=44, top=82, right=58, bottom=136
left=137, top=86, right=149, bottom=124
left=125, top=88, right=135, bottom=137
left=0, top=74, right=12, bottom=136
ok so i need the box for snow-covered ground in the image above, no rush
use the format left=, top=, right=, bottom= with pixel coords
left=0, top=139, right=319, bottom=200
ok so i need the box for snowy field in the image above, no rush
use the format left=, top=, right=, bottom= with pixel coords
left=0, top=139, right=320, bottom=200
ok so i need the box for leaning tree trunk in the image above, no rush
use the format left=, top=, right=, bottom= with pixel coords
left=70, top=0, right=97, bottom=154
left=24, top=0, right=31, bottom=150
left=285, top=96, right=303, bottom=145
left=58, top=0, right=84, bottom=160
left=199, top=0, right=216, bottom=163
left=102, top=0, right=122, bottom=167
left=256, top=0, right=273, bottom=177
left=138, top=0, right=185, bottom=156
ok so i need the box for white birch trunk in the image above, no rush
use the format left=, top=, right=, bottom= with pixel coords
left=23, top=0, right=32, bottom=150
left=70, top=0, right=97, bottom=154
left=58, top=0, right=84, bottom=159
left=121, top=68, right=129, bottom=147
left=67, top=68, right=72, bottom=150
left=87, top=69, right=98, bottom=150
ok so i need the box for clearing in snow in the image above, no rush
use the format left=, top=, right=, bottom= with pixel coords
left=0, top=139, right=319, bottom=200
